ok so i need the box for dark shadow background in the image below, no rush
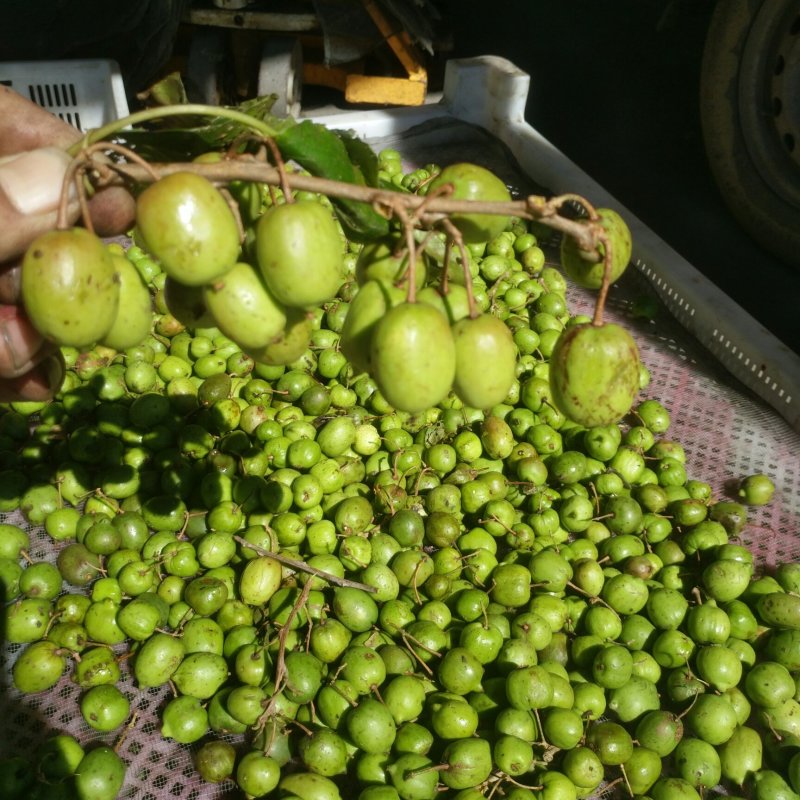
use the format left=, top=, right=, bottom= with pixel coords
left=443, top=0, right=800, bottom=352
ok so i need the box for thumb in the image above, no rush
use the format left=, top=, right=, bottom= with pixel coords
left=0, top=146, right=80, bottom=263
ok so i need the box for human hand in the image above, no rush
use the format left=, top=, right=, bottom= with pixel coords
left=0, top=86, right=136, bottom=402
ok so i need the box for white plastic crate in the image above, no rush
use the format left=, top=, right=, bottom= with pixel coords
left=310, top=55, right=800, bottom=434
left=0, top=58, right=129, bottom=132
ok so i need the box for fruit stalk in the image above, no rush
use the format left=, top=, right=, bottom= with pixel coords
left=101, top=159, right=603, bottom=254
left=231, top=535, right=377, bottom=592
left=593, top=226, right=614, bottom=326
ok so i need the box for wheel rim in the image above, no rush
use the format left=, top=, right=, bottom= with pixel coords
left=738, top=0, right=800, bottom=206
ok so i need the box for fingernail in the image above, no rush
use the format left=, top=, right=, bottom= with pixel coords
left=0, top=311, right=43, bottom=375
left=42, top=351, right=65, bottom=393
left=0, top=146, right=74, bottom=215
left=0, top=265, right=22, bottom=304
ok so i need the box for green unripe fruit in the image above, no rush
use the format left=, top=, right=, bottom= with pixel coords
left=161, top=695, right=209, bottom=744
left=451, top=314, right=517, bottom=410
left=427, top=163, right=511, bottom=243
left=758, top=592, right=800, bottom=629
left=136, top=171, right=240, bottom=286
left=21, top=228, right=119, bottom=347
left=279, top=772, right=342, bottom=800
left=101, top=254, right=153, bottom=351
left=340, top=279, right=404, bottom=374
left=550, top=322, right=640, bottom=427
left=204, top=261, right=287, bottom=350
left=12, top=639, right=67, bottom=692
left=718, top=725, right=762, bottom=786
left=74, top=746, right=126, bottom=800
left=560, top=208, right=632, bottom=290
left=738, top=473, right=775, bottom=505
left=80, top=684, right=130, bottom=731
left=134, top=632, right=185, bottom=688
left=194, top=740, right=237, bottom=784
left=36, top=733, right=85, bottom=781
left=256, top=200, right=345, bottom=308
left=370, top=303, right=456, bottom=413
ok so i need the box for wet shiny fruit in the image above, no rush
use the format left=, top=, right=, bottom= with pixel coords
left=256, top=200, right=345, bottom=308
left=549, top=321, right=641, bottom=426
left=21, top=228, right=120, bottom=347
left=135, top=172, right=240, bottom=286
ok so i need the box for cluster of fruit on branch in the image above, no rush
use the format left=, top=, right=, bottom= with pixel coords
left=0, top=105, right=792, bottom=800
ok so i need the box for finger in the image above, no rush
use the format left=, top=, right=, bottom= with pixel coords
left=0, top=351, right=65, bottom=403
left=0, top=153, right=137, bottom=263
left=0, top=86, right=83, bottom=155
left=0, top=147, right=80, bottom=263
left=0, top=304, right=50, bottom=379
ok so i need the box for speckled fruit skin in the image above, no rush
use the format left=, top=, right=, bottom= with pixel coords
left=370, top=302, right=456, bottom=414
left=21, top=228, right=120, bottom=348
left=550, top=322, right=640, bottom=427
left=255, top=200, right=345, bottom=308
left=135, top=172, right=240, bottom=286
left=561, top=208, right=632, bottom=290
left=427, top=163, right=512, bottom=244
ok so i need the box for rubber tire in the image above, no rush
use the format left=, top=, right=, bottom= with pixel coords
left=700, top=0, right=800, bottom=269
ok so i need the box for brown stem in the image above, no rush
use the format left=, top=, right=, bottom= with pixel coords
left=493, top=773, right=543, bottom=791
left=232, top=535, right=377, bottom=592
left=592, top=225, right=613, bottom=327
left=56, top=157, right=85, bottom=231
left=545, top=192, right=601, bottom=221
left=76, top=173, right=94, bottom=235
left=406, top=763, right=448, bottom=778
left=619, top=764, right=634, bottom=798
left=257, top=579, right=313, bottom=728
left=113, top=711, right=139, bottom=754
left=441, top=238, right=452, bottom=295
left=84, top=141, right=160, bottom=180
left=103, top=160, right=602, bottom=252
left=439, top=217, right=478, bottom=319
left=264, top=137, right=293, bottom=203
left=62, top=140, right=162, bottom=231
left=395, top=204, right=418, bottom=304
left=220, top=186, right=246, bottom=242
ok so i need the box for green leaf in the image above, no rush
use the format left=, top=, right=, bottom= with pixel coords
left=275, top=120, right=390, bottom=242
left=112, top=96, right=294, bottom=162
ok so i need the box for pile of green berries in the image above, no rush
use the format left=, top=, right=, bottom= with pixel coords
left=0, top=147, right=792, bottom=800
